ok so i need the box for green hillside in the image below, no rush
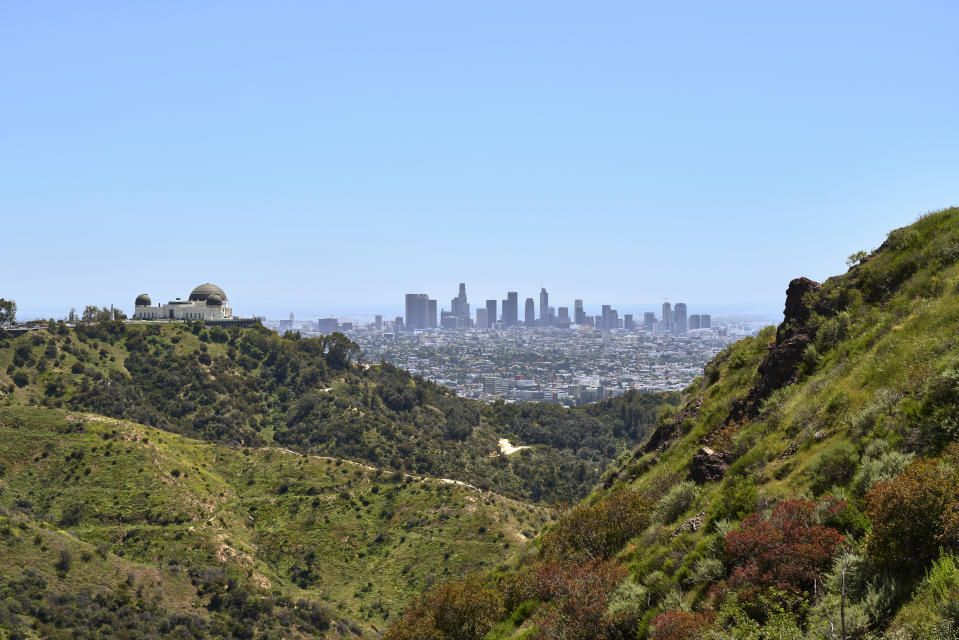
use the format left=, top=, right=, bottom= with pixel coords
left=0, top=322, right=674, bottom=506
left=0, top=404, right=551, bottom=638
left=384, top=207, right=959, bottom=640
left=0, top=305, right=676, bottom=638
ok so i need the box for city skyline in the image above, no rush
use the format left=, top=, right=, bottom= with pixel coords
left=395, top=283, right=715, bottom=334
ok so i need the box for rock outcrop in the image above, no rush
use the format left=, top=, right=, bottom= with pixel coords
left=687, top=447, right=732, bottom=483
left=728, top=277, right=821, bottom=422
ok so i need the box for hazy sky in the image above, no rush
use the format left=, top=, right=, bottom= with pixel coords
left=3, top=2, right=957, bottom=320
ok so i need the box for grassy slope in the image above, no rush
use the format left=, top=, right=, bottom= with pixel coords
left=604, top=208, right=959, bottom=636
left=395, top=207, right=959, bottom=639
left=0, top=405, right=549, bottom=637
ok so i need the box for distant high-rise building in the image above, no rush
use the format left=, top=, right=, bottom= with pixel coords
left=624, top=314, right=634, bottom=331
left=394, top=316, right=404, bottom=331
left=539, top=288, right=548, bottom=325
left=644, top=312, right=656, bottom=330
left=483, top=375, right=507, bottom=395
left=374, top=314, right=382, bottom=330
left=405, top=294, right=429, bottom=329
left=428, top=299, right=437, bottom=329
left=600, top=304, right=611, bottom=330
left=674, top=303, right=688, bottom=333
left=317, top=317, right=338, bottom=333
left=502, top=292, right=518, bottom=327
left=525, top=297, right=535, bottom=327
left=662, top=301, right=673, bottom=331
left=558, top=306, right=570, bottom=327
left=574, top=299, right=585, bottom=325
left=476, top=307, right=489, bottom=329
left=689, top=314, right=701, bottom=330
left=701, top=314, right=711, bottom=329
left=451, top=282, right=470, bottom=319
left=486, top=300, right=497, bottom=328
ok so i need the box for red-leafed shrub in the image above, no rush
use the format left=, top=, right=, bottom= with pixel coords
left=865, top=444, right=959, bottom=570
left=725, top=499, right=843, bottom=603
left=533, top=558, right=628, bottom=640
left=540, top=490, right=653, bottom=562
left=649, top=610, right=715, bottom=640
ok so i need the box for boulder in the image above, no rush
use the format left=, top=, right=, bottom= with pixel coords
left=687, top=447, right=732, bottom=483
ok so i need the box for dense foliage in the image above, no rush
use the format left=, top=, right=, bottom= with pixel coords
left=0, top=322, right=675, bottom=504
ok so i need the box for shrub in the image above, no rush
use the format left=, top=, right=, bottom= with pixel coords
left=533, top=558, right=628, bottom=640
left=708, top=477, right=758, bottom=523
left=725, top=499, right=844, bottom=604
left=652, top=482, right=697, bottom=525
left=12, top=370, right=28, bottom=387
left=383, top=575, right=504, bottom=640
left=809, top=441, right=858, bottom=494
left=540, top=490, right=653, bottom=562
left=55, top=549, right=73, bottom=575
left=851, top=444, right=913, bottom=497
left=690, top=557, right=725, bottom=585
left=649, top=610, right=714, bottom=640
left=865, top=445, right=959, bottom=571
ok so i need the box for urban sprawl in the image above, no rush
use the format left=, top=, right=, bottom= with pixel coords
left=265, top=284, right=772, bottom=406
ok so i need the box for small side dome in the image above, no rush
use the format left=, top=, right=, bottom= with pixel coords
left=135, top=294, right=152, bottom=306
left=206, top=294, right=223, bottom=306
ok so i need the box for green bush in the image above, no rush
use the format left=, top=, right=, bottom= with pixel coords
left=851, top=442, right=913, bottom=497
left=652, top=482, right=697, bottom=525
left=810, top=441, right=858, bottom=494
left=707, top=477, right=758, bottom=524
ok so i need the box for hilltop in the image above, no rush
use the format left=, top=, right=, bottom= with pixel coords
left=384, top=207, right=959, bottom=639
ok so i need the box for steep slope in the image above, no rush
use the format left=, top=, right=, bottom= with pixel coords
left=0, top=323, right=675, bottom=505
left=0, top=405, right=549, bottom=638
left=384, top=207, right=959, bottom=640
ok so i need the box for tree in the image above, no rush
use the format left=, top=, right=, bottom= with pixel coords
left=845, top=251, right=868, bottom=267
left=0, top=298, right=16, bottom=324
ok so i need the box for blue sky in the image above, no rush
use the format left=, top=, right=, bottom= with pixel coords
left=2, top=1, right=957, bottom=320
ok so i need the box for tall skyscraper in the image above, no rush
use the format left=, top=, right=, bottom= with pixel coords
left=476, top=307, right=489, bottom=329
left=525, top=298, right=535, bottom=327
left=701, top=314, right=711, bottom=329
left=644, top=312, right=656, bottom=330
left=374, top=314, right=382, bottom=330
left=558, top=306, right=570, bottom=327
left=601, top=304, right=611, bottom=330
left=574, top=299, right=585, bottom=325
left=539, top=287, right=548, bottom=325
left=689, top=314, right=701, bottom=330
left=405, top=294, right=429, bottom=330
left=486, top=299, right=497, bottom=328
left=428, top=299, right=437, bottom=329
left=624, top=314, right=634, bottom=331
left=502, top=292, right=518, bottom=327
left=662, top=301, right=673, bottom=331
left=451, top=282, right=469, bottom=319
left=674, top=303, right=688, bottom=333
